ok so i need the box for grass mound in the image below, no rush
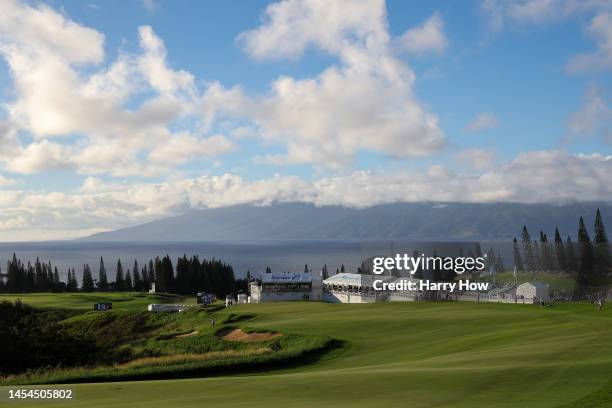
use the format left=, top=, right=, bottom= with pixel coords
left=0, top=303, right=336, bottom=385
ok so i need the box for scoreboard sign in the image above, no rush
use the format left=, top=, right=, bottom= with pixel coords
left=197, top=292, right=215, bottom=305
left=94, top=302, right=112, bottom=311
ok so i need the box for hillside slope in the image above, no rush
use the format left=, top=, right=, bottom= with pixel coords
left=82, top=202, right=612, bottom=241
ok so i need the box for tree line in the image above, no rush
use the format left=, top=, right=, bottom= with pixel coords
left=512, top=209, right=610, bottom=295
left=0, top=254, right=239, bottom=298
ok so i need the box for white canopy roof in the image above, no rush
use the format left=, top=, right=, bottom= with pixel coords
left=323, top=273, right=394, bottom=287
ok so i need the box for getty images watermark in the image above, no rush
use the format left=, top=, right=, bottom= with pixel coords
left=370, top=253, right=490, bottom=292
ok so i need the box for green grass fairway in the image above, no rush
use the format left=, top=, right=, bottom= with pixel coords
left=3, top=301, right=612, bottom=407
left=0, top=292, right=192, bottom=310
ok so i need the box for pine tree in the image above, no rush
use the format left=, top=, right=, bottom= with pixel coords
left=322, top=264, right=329, bottom=280
left=125, top=269, right=132, bottom=291
left=522, top=226, right=536, bottom=271
left=52, top=267, right=60, bottom=292
left=539, top=231, right=554, bottom=271
left=533, top=240, right=541, bottom=272
left=115, top=259, right=124, bottom=291
left=554, top=228, right=567, bottom=272
left=578, top=216, right=595, bottom=273
left=594, top=208, right=610, bottom=271
left=566, top=236, right=578, bottom=273
left=142, top=264, right=150, bottom=291
left=67, top=269, right=78, bottom=292
left=512, top=238, right=524, bottom=272
left=98, top=257, right=108, bottom=291
left=133, top=260, right=142, bottom=291
left=82, top=264, right=94, bottom=292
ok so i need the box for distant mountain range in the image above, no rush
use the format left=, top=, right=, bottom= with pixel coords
left=81, top=202, right=612, bottom=241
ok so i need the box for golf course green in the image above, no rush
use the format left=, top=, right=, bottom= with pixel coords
left=2, top=299, right=612, bottom=407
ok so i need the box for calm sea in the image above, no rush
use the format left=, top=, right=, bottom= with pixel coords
left=0, top=240, right=513, bottom=281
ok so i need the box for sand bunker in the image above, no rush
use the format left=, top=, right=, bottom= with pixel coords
left=218, top=328, right=281, bottom=342
left=174, top=330, right=199, bottom=338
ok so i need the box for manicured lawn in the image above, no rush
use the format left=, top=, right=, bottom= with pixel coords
left=2, top=300, right=612, bottom=407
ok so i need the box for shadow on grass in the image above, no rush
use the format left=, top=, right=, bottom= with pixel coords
left=21, top=338, right=348, bottom=385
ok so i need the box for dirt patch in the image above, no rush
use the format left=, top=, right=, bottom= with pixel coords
left=174, top=330, right=198, bottom=338
left=218, top=328, right=281, bottom=342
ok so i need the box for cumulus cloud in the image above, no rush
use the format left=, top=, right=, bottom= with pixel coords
left=465, top=113, right=500, bottom=132
left=567, top=11, right=612, bottom=72
left=215, top=0, right=446, bottom=167
left=1, top=151, right=611, bottom=240
left=0, top=1, right=231, bottom=177
left=455, top=148, right=496, bottom=170
left=399, top=12, right=448, bottom=55
left=480, top=0, right=612, bottom=71
left=567, top=85, right=611, bottom=143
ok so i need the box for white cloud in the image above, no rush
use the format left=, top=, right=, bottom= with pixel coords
left=465, top=113, right=500, bottom=132
left=480, top=0, right=612, bottom=71
left=567, top=11, right=612, bottom=72
left=0, top=1, right=231, bottom=177
left=1, top=151, right=611, bottom=240
left=399, top=12, right=448, bottom=55
left=237, top=0, right=389, bottom=61
left=0, top=174, right=16, bottom=186
left=568, top=85, right=611, bottom=142
left=213, top=0, right=445, bottom=167
left=141, top=0, right=159, bottom=13
left=455, top=148, right=496, bottom=170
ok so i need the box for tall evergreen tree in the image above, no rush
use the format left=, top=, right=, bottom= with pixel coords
left=52, top=267, right=61, bottom=292
left=115, top=259, right=124, bottom=291
left=142, top=264, right=150, bottom=291
left=533, top=240, right=541, bottom=272
left=593, top=208, right=610, bottom=271
left=97, top=257, right=108, bottom=291
left=81, top=264, right=94, bottom=292
left=554, top=228, right=567, bottom=273
left=512, top=238, right=524, bottom=272
left=522, top=226, right=536, bottom=271
left=578, top=216, right=595, bottom=273
left=125, top=269, right=132, bottom=291
left=539, top=231, right=554, bottom=271
left=67, top=269, right=78, bottom=292
left=132, top=260, right=142, bottom=291
left=566, top=236, right=578, bottom=273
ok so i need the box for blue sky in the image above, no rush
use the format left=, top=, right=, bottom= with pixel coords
left=0, top=0, right=611, bottom=240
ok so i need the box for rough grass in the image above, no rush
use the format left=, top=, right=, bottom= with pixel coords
left=0, top=305, right=334, bottom=386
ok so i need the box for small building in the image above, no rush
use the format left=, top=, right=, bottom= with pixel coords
left=250, top=271, right=314, bottom=302
left=225, top=295, right=235, bottom=307
left=148, top=283, right=156, bottom=294
left=516, top=281, right=549, bottom=301
left=237, top=293, right=248, bottom=304
left=94, top=302, right=112, bottom=311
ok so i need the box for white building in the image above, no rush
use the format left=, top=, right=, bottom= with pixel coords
left=250, top=271, right=314, bottom=302
left=322, top=273, right=393, bottom=303
left=516, top=281, right=549, bottom=301
left=147, top=304, right=195, bottom=312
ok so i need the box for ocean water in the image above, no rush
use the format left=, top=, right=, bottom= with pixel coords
left=0, top=240, right=513, bottom=282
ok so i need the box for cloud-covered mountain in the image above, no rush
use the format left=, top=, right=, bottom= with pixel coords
left=82, top=202, right=612, bottom=241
